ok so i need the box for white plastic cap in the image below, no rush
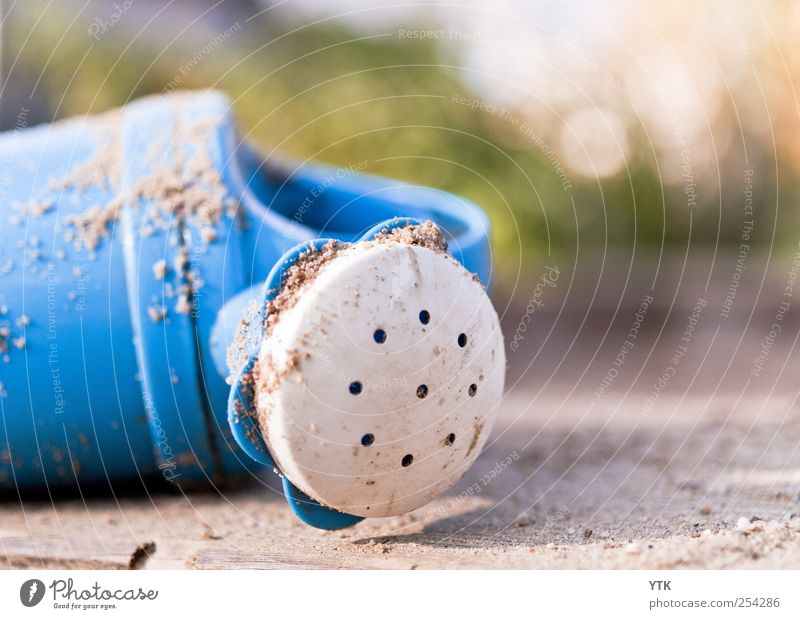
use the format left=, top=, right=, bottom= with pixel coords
left=255, top=240, right=505, bottom=517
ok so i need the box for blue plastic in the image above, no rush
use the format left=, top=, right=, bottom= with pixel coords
left=0, top=91, right=491, bottom=529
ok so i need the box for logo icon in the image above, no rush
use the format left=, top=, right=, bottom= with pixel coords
left=20, top=579, right=45, bottom=607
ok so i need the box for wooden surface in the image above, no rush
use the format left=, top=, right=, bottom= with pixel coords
left=3, top=250, right=800, bottom=569
left=2, top=389, right=799, bottom=569
left=0, top=537, right=154, bottom=569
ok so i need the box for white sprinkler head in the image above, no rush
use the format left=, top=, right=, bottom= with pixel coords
left=254, top=234, right=505, bottom=517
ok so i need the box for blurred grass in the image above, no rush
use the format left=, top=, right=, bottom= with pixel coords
left=4, top=3, right=789, bottom=290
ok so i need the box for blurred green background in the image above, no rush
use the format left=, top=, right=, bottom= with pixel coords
left=2, top=0, right=798, bottom=292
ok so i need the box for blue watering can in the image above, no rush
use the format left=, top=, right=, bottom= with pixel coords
left=0, top=90, right=502, bottom=529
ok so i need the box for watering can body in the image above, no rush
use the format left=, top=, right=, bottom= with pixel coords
left=0, top=91, right=492, bottom=507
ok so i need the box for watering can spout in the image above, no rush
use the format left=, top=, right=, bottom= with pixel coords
left=0, top=90, right=501, bottom=530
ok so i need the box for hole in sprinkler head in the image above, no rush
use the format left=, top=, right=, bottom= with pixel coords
left=446, top=433, right=456, bottom=445
left=419, top=310, right=430, bottom=324
left=361, top=433, right=375, bottom=446
left=468, top=383, right=477, bottom=397
left=401, top=454, right=414, bottom=467
left=416, top=384, right=428, bottom=399
left=458, top=333, right=467, bottom=347
left=349, top=381, right=363, bottom=395
left=373, top=328, right=387, bottom=344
